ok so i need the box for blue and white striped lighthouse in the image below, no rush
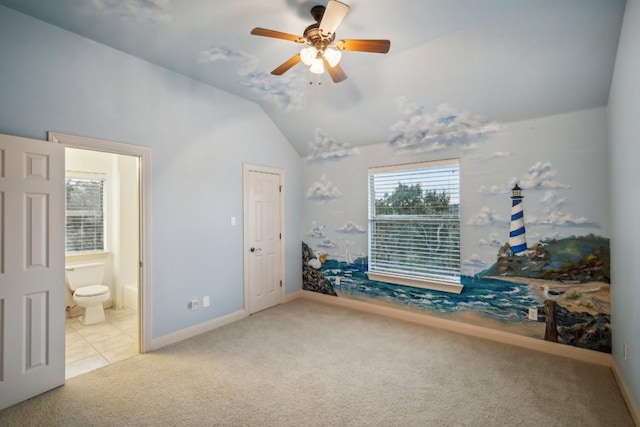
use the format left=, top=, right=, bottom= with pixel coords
left=509, top=184, right=527, bottom=255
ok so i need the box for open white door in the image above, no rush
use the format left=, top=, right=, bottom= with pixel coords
left=244, top=166, right=283, bottom=314
left=0, top=134, right=65, bottom=410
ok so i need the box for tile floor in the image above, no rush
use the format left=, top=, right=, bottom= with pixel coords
left=65, top=307, right=140, bottom=379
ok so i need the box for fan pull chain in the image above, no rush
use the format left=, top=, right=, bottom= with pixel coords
left=308, top=70, right=323, bottom=85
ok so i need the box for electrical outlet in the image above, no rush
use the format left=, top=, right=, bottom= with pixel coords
left=203, top=296, right=210, bottom=307
left=528, top=307, right=538, bottom=321
left=624, top=343, right=628, bottom=361
left=189, top=299, right=199, bottom=310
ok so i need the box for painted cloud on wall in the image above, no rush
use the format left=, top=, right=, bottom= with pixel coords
left=197, top=45, right=305, bottom=112
left=478, top=233, right=504, bottom=247
left=307, top=128, right=359, bottom=162
left=479, top=162, right=569, bottom=195
left=306, top=175, right=341, bottom=202
left=387, top=99, right=501, bottom=153
left=467, top=206, right=508, bottom=227
left=337, top=221, right=366, bottom=234
left=529, top=212, right=599, bottom=228
left=317, top=239, right=338, bottom=248
left=463, top=254, right=488, bottom=270
left=518, top=161, right=570, bottom=190
left=94, top=0, right=173, bottom=23
left=474, top=161, right=598, bottom=229
left=307, top=222, right=327, bottom=238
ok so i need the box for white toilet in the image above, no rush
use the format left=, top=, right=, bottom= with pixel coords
left=66, top=263, right=111, bottom=325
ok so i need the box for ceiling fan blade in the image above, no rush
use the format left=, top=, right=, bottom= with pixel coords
left=336, top=39, right=391, bottom=54
left=271, top=54, right=301, bottom=75
left=319, top=0, right=350, bottom=38
left=324, top=59, right=347, bottom=83
left=251, top=28, right=305, bottom=43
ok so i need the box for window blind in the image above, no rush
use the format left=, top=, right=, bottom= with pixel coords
left=368, top=159, right=460, bottom=284
left=65, top=178, right=105, bottom=253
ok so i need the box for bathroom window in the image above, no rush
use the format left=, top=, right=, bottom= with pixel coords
left=367, top=159, right=462, bottom=293
left=65, top=178, right=105, bottom=253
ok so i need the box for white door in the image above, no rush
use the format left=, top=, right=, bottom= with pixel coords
left=0, top=134, right=65, bottom=410
left=245, top=168, right=283, bottom=314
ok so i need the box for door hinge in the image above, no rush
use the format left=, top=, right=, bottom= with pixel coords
left=139, top=261, right=143, bottom=268
left=280, top=280, right=283, bottom=287
left=279, top=185, right=282, bottom=193
left=279, top=233, right=282, bottom=240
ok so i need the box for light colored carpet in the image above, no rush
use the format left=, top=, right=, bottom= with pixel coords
left=0, top=298, right=634, bottom=426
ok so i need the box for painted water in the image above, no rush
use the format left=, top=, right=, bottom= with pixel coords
left=322, top=259, right=540, bottom=324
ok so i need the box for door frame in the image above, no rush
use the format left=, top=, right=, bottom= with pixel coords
left=48, top=132, right=152, bottom=353
left=242, top=164, right=285, bottom=315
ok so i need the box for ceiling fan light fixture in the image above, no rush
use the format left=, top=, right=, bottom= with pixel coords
left=324, top=46, right=342, bottom=67
left=251, top=0, right=391, bottom=83
left=300, top=46, right=317, bottom=66
left=310, top=57, right=325, bottom=74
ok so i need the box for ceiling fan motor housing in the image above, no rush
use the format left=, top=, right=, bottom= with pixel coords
left=310, top=5, right=326, bottom=23
left=304, top=23, right=335, bottom=49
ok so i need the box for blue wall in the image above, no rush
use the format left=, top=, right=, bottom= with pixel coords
left=0, top=6, right=302, bottom=340
left=609, top=0, right=640, bottom=410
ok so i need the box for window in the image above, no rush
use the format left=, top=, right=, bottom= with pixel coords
left=65, top=177, right=105, bottom=253
left=367, top=159, right=462, bottom=293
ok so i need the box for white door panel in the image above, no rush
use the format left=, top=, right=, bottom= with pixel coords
left=246, top=168, right=282, bottom=314
left=0, top=133, right=65, bottom=410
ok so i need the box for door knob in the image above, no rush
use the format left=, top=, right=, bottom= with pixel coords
left=250, top=247, right=262, bottom=253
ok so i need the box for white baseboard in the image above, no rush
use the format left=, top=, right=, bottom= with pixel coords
left=299, top=290, right=612, bottom=367
left=149, top=292, right=304, bottom=351
left=612, top=360, right=640, bottom=426
left=284, top=290, right=304, bottom=303
left=149, top=309, right=247, bottom=351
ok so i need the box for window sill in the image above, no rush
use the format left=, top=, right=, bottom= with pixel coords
left=65, top=251, right=110, bottom=262
left=366, top=271, right=464, bottom=294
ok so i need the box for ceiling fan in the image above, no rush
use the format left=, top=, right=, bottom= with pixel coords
left=250, top=0, right=390, bottom=83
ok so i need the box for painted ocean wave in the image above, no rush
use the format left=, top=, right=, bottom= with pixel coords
left=322, top=260, right=539, bottom=323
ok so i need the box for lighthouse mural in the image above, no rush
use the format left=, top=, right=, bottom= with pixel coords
left=509, top=184, right=527, bottom=254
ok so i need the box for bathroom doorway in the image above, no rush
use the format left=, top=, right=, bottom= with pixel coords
left=49, top=132, right=152, bottom=379
left=64, top=147, right=140, bottom=378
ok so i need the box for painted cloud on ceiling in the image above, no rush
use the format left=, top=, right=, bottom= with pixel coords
left=94, top=0, right=173, bottom=23
left=306, top=175, right=341, bottom=202
left=198, top=45, right=305, bottom=113
left=387, top=99, right=501, bottom=153
left=198, top=46, right=252, bottom=64
left=307, top=128, right=359, bottom=162
left=240, top=70, right=306, bottom=112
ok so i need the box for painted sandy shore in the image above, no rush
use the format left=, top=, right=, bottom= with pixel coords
left=488, top=276, right=610, bottom=316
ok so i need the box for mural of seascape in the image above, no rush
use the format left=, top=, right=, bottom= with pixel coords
left=303, top=233, right=611, bottom=353
left=302, top=103, right=612, bottom=354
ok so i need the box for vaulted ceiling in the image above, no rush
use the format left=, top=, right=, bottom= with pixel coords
left=0, top=0, right=626, bottom=156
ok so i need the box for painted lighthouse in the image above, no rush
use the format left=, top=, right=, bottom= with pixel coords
left=509, top=184, right=527, bottom=255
